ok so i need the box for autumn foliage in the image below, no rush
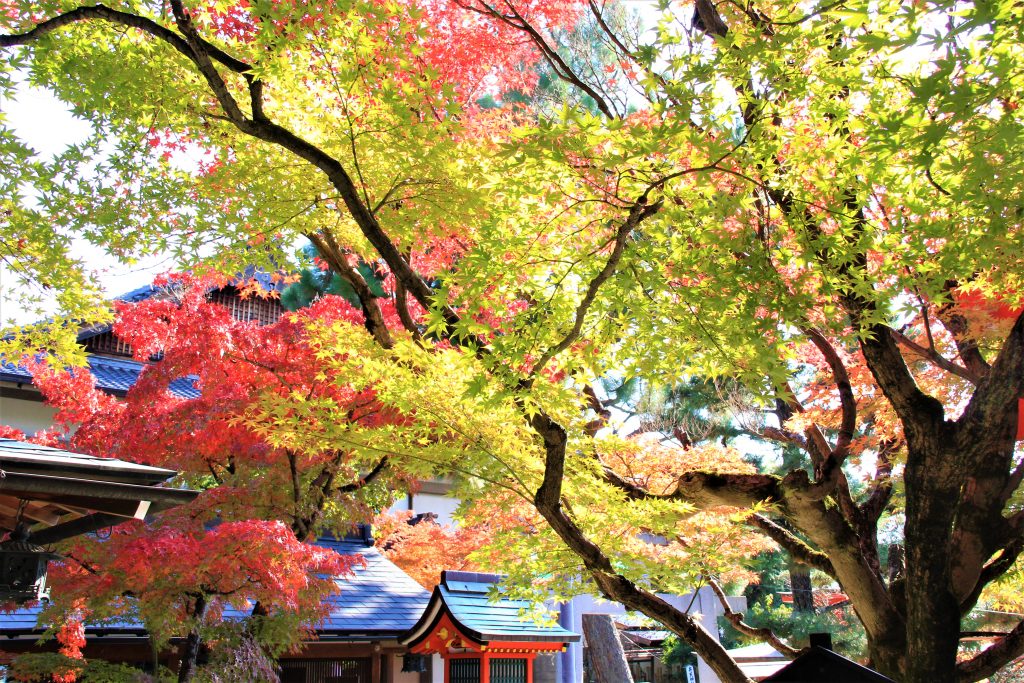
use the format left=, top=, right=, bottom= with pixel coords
left=4, top=274, right=424, bottom=675
left=374, top=512, right=488, bottom=590
left=2, top=0, right=1024, bottom=682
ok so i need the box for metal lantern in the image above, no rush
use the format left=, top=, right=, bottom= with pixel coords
left=401, top=653, right=428, bottom=673
left=0, top=527, right=58, bottom=604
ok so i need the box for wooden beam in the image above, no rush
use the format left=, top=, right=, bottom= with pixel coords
left=50, top=503, right=89, bottom=517
left=0, top=500, right=48, bottom=526
left=0, top=471, right=197, bottom=505
left=0, top=499, right=63, bottom=526
left=30, top=513, right=131, bottom=545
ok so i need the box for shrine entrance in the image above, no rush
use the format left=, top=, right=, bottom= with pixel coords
left=450, top=657, right=527, bottom=683
left=400, top=571, right=579, bottom=683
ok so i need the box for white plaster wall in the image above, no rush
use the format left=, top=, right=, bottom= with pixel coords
left=388, top=492, right=461, bottom=527
left=431, top=654, right=444, bottom=683
left=0, top=391, right=56, bottom=436
left=390, top=654, right=421, bottom=683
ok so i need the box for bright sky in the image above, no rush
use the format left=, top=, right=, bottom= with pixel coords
left=0, top=84, right=182, bottom=325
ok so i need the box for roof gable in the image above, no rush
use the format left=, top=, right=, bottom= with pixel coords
left=401, top=570, right=579, bottom=649
left=762, top=646, right=895, bottom=683
left=1, top=273, right=289, bottom=399
left=314, top=537, right=431, bottom=637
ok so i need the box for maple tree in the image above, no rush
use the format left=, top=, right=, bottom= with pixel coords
left=2, top=274, right=418, bottom=681
left=2, top=0, right=1024, bottom=682
left=374, top=511, right=489, bottom=590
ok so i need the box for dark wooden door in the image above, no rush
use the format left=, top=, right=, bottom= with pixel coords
left=450, top=657, right=481, bottom=683
left=279, top=657, right=373, bottom=683
left=490, top=658, right=528, bottom=683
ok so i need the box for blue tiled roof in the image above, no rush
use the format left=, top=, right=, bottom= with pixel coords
left=115, top=284, right=162, bottom=304
left=76, top=272, right=284, bottom=344
left=0, top=537, right=429, bottom=639
left=105, top=271, right=286, bottom=304
left=0, top=355, right=199, bottom=399
left=75, top=285, right=162, bottom=343
left=402, top=571, right=580, bottom=646
left=316, top=537, right=430, bottom=636
left=5, top=272, right=283, bottom=397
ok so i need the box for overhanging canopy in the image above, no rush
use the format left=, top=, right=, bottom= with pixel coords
left=0, top=439, right=198, bottom=543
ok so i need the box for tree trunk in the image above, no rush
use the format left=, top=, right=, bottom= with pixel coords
left=151, top=636, right=162, bottom=679
left=887, top=543, right=904, bottom=584
left=177, top=594, right=209, bottom=683
left=789, top=559, right=814, bottom=613
left=582, top=614, right=634, bottom=683
left=904, top=443, right=964, bottom=683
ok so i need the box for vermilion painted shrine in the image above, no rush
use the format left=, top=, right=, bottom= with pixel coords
left=402, top=571, right=580, bottom=683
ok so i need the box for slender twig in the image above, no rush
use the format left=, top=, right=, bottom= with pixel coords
left=707, top=575, right=802, bottom=659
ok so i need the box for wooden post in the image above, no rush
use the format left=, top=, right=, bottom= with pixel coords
left=444, top=656, right=450, bottom=683
left=527, top=654, right=535, bottom=683
left=581, top=614, right=634, bottom=683
left=481, top=652, right=490, bottom=683
left=371, top=651, right=382, bottom=683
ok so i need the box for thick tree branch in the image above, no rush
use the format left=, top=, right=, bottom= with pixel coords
left=1, top=4, right=249, bottom=73
left=394, top=277, right=422, bottom=340
left=957, top=618, right=1024, bottom=683
left=307, top=231, right=395, bottom=348
left=776, top=381, right=831, bottom=466
left=166, top=0, right=247, bottom=123
left=602, top=462, right=782, bottom=510
left=936, top=280, right=992, bottom=379
left=858, top=439, right=897, bottom=525
left=460, top=0, right=616, bottom=118
left=859, top=321, right=947, bottom=443
left=959, top=313, right=1024, bottom=446
left=944, top=314, right=1024, bottom=605
left=529, top=194, right=661, bottom=377
left=958, top=532, right=1024, bottom=617
left=583, top=384, right=611, bottom=437
left=748, top=514, right=835, bottom=575
left=1004, top=456, right=1024, bottom=504
left=693, top=0, right=730, bottom=37
left=803, top=328, right=856, bottom=465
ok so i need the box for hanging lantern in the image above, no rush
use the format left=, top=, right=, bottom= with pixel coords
left=0, top=526, right=58, bottom=604
left=401, top=653, right=428, bottom=673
